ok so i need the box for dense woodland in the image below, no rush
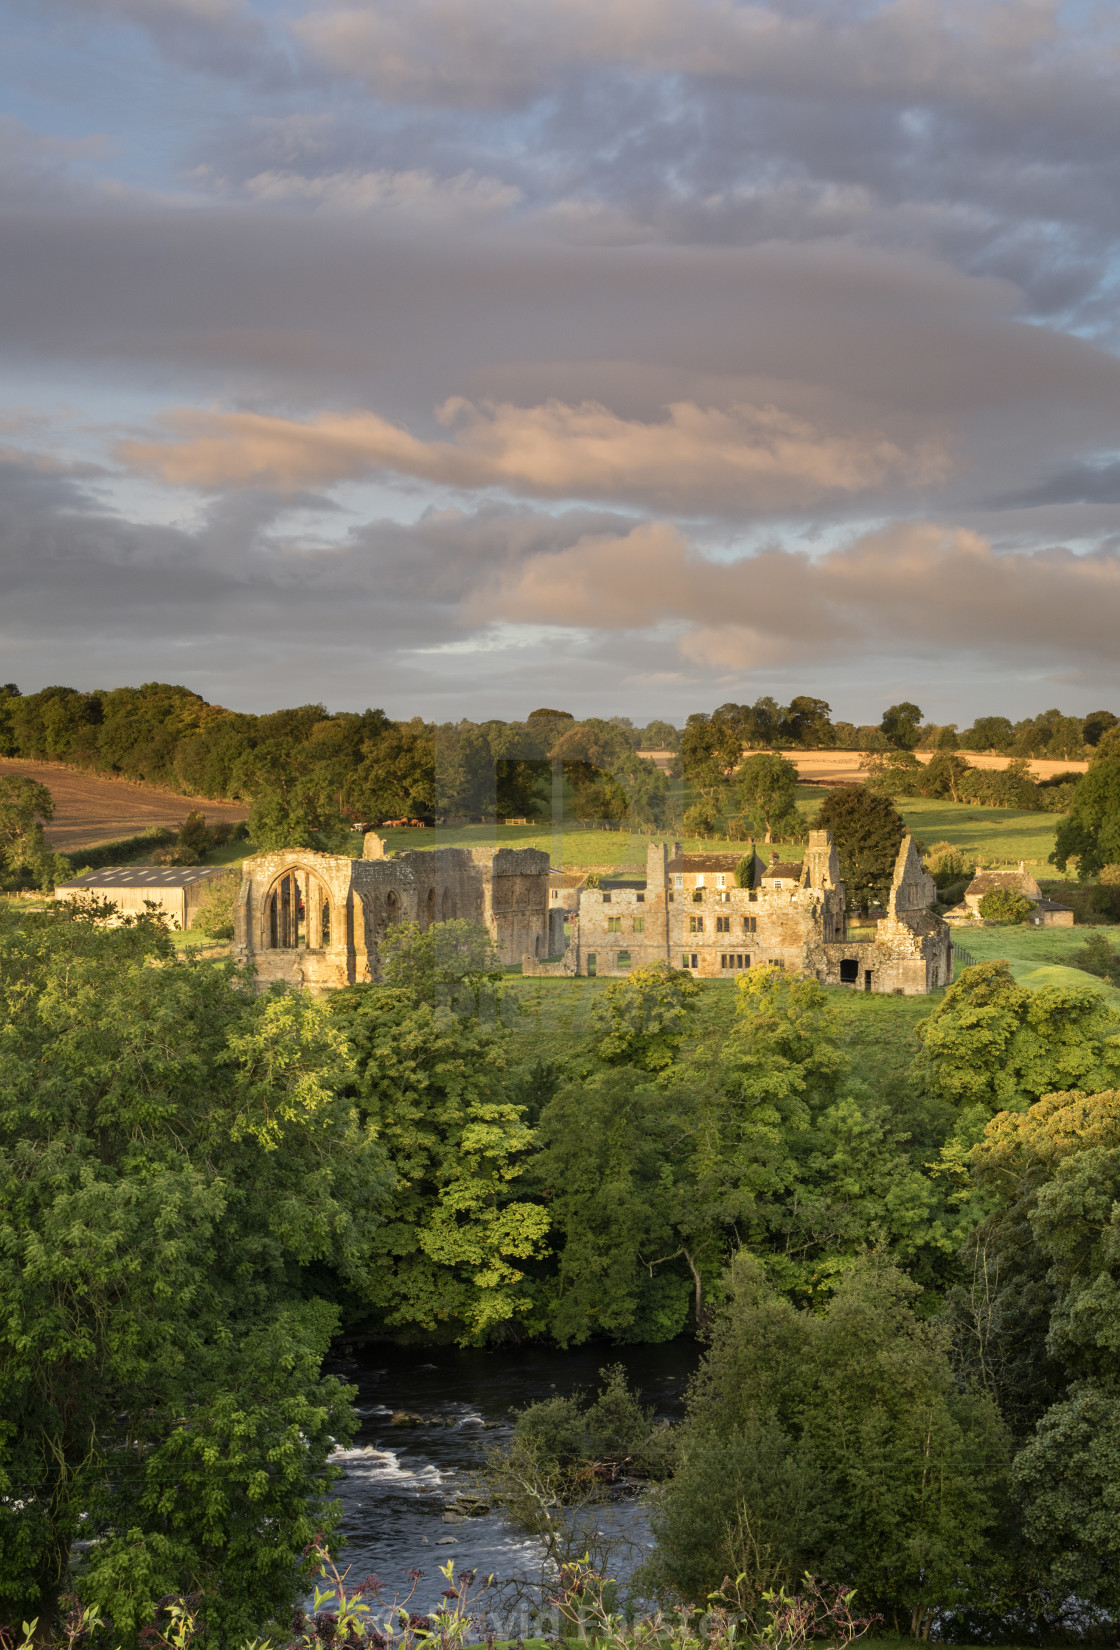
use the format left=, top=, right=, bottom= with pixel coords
left=7, top=684, right=1120, bottom=1643
left=0, top=684, right=1116, bottom=853
left=5, top=891, right=1120, bottom=1642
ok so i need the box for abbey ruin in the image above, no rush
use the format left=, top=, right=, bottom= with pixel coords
left=527, top=830, right=952, bottom=994
left=233, top=827, right=950, bottom=996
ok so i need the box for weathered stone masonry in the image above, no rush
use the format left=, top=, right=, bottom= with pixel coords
left=524, top=830, right=952, bottom=995
left=233, top=831, right=550, bottom=990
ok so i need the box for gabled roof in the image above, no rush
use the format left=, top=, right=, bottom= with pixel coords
left=57, top=866, right=223, bottom=889
left=965, top=868, right=1042, bottom=901
left=761, top=860, right=803, bottom=881
left=666, top=852, right=748, bottom=872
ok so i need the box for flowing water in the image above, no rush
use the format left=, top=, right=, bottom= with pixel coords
left=322, top=1339, right=701, bottom=1621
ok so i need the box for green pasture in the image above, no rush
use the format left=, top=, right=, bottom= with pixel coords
left=951, top=921, right=1120, bottom=1013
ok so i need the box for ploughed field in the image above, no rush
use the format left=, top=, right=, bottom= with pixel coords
left=0, top=758, right=249, bottom=851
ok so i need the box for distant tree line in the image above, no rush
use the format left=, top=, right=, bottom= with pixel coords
left=0, top=684, right=1115, bottom=860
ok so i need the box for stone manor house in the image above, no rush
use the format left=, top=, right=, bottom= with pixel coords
left=233, top=828, right=951, bottom=995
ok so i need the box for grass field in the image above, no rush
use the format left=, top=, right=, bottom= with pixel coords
left=951, top=922, right=1120, bottom=1012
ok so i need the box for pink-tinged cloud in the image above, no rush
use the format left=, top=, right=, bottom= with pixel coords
left=120, top=398, right=946, bottom=512
left=473, top=519, right=1120, bottom=668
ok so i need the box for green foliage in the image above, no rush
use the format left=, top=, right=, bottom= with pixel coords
left=1071, top=931, right=1120, bottom=984
left=960, top=715, right=1014, bottom=752
left=816, top=786, right=905, bottom=909
left=735, top=853, right=755, bottom=888
left=590, top=960, right=701, bottom=1071
left=958, top=757, right=1041, bottom=811
left=329, top=983, right=548, bottom=1341
left=978, top=887, right=1034, bottom=925
left=864, top=749, right=924, bottom=797
left=0, top=901, right=387, bottom=1636
left=681, top=714, right=742, bottom=803
left=736, top=752, right=800, bottom=842
left=378, top=918, right=502, bottom=1009
left=925, top=840, right=974, bottom=886
left=880, top=701, right=923, bottom=750
left=964, top=1092, right=1120, bottom=1612
left=1052, top=757, right=1120, bottom=878
left=188, top=871, right=239, bottom=939
left=682, top=801, right=719, bottom=837
left=646, top=1255, right=1007, bottom=1625
left=921, top=751, right=972, bottom=801
left=0, top=775, right=58, bottom=889
left=913, top=960, right=1120, bottom=1126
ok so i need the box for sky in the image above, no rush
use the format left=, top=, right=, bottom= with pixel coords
left=4, top=0, right=1120, bottom=725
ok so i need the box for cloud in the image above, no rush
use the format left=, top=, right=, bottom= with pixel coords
left=120, top=395, right=947, bottom=512
left=477, top=518, right=1120, bottom=669
left=297, top=0, right=1098, bottom=110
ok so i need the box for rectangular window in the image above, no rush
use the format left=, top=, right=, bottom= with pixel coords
left=602, top=892, right=611, bottom=902
left=636, top=892, right=645, bottom=903
left=695, top=874, right=705, bottom=888
left=633, top=916, right=645, bottom=933
left=690, top=915, right=704, bottom=933
left=587, top=953, right=597, bottom=975
left=716, top=915, right=730, bottom=933
left=607, top=916, right=621, bottom=932
left=682, top=953, right=690, bottom=968
left=674, top=874, right=683, bottom=889
left=716, top=873, right=726, bottom=888
left=616, top=950, right=631, bottom=969
left=743, top=915, right=757, bottom=933
left=691, top=953, right=698, bottom=969
left=720, top=954, right=728, bottom=968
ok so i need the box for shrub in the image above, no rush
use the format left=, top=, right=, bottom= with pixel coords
left=978, top=887, right=1034, bottom=925
left=683, top=801, right=719, bottom=837
left=925, top=840, right=974, bottom=886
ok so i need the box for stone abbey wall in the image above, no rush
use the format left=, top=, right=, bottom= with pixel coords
left=233, top=832, right=550, bottom=990
left=524, top=831, right=952, bottom=995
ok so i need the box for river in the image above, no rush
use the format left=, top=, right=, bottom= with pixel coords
left=322, top=1338, right=702, bottom=1625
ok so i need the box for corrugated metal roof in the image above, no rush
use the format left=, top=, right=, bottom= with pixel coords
left=57, top=866, right=224, bottom=889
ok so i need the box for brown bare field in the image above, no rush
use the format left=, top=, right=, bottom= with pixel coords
left=0, top=759, right=249, bottom=851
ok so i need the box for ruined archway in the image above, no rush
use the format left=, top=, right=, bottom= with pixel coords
left=441, top=888, right=452, bottom=920
left=266, top=867, right=334, bottom=950
left=426, top=887, right=436, bottom=927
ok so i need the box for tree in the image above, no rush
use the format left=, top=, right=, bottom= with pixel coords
left=880, top=702, right=923, bottom=750
left=1082, top=709, right=1119, bottom=748
left=0, top=902, right=387, bottom=1639
left=737, top=751, right=800, bottom=843
left=913, top=961, right=1120, bottom=1130
left=590, top=960, right=701, bottom=1073
left=1051, top=758, right=1120, bottom=879
left=978, top=888, right=1034, bottom=925
left=781, top=695, right=834, bottom=747
left=681, top=714, right=742, bottom=802
left=920, top=751, right=971, bottom=801
left=378, top=918, right=503, bottom=1009
left=644, top=1255, right=1007, bottom=1628
left=0, top=774, right=59, bottom=889
left=967, top=1091, right=1120, bottom=1614
left=960, top=716, right=1014, bottom=753
left=816, top=786, right=905, bottom=910
left=329, top=983, right=549, bottom=1341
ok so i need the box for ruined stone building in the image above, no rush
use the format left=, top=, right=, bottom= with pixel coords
left=525, top=830, right=952, bottom=994
left=232, top=832, right=554, bottom=990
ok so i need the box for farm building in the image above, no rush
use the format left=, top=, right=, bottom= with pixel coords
left=54, top=865, right=229, bottom=930
left=947, top=862, right=1074, bottom=927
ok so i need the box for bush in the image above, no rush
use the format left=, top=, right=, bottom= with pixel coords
left=958, top=758, right=1041, bottom=810
left=978, top=887, right=1034, bottom=925
left=924, top=840, right=974, bottom=887
left=1070, top=931, right=1120, bottom=984
left=189, top=872, right=239, bottom=940
left=683, top=802, right=719, bottom=837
